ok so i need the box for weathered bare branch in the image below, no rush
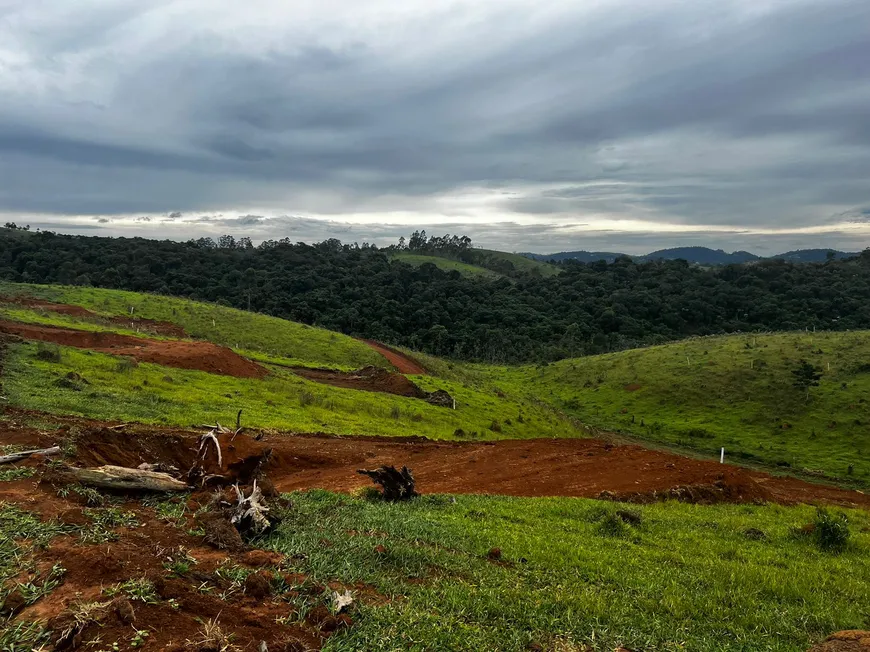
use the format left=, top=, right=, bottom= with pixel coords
left=0, top=446, right=61, bottom=465
left=197, top=431, right=223, bottom=468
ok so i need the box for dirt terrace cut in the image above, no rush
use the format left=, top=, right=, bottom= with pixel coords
left=1, top=295, right=187, bottom=337
left=0, top=320, right=266, bottom=378
left=292, top=365, right=427, bottom=397
left=360, top=339, right=426, bottom=374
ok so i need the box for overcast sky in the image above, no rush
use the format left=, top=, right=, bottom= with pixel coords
left=1, top=0, right=869, bottom=254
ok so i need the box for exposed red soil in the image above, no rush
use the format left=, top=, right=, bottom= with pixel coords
left=360, top=339, right=426, bottom=375
left=1, top=295, right=187, bottom=337
left=263, top=434, right=870, bottom=508
left=292, top=365, right=426, bottom=397
left=0, top=479, right=344, bottom=651
left=809, top=631, right=870, bottom=651
left=2, top=413, right=867, bottom=508
left=0, top=320, right=266, bottom=378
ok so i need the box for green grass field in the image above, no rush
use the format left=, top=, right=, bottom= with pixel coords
left=268, top=490, right=869, bottom=651
left=391, top=253, right=503, bottom=280
left=486, top=332, right=870, bottom=485
left=475, top=248, right=562, bottom=277
left=0, top=282, right=383, bottom=369
left=2, top=341, right=576, bottom=439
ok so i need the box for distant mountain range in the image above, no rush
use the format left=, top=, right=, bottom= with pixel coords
left=521, top=247, right=860, bottom=266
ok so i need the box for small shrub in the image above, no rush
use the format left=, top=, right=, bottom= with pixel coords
left=489, top=420, right=502, bottom=433
left=453, top=428, right=466, bottom=438
left=615, top=509, right=642, bottom=525
left=35, top=344, right=62, bottom=363
left=103, top=577, right=158, bottom=604
left=299, top=391, right=315, bottom=407
left=814, top=509, right=850, bottom=552
left=0, top=467, right=36, bottom=482
left=353, top=486, right=383, bottom=502
left=596, top=512, right=629, bottom=538
left=115, top=357, right=138, bottom=373
left=390, top=406, right=401, bottom=420
left=743, top=527, right=767, bottom=541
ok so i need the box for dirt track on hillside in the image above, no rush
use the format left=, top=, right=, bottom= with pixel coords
left=292, top=365, right=428, bottom=397
left=2, top=413, right=866, bottom=508
left=0, top=320, right=266, bottom=378
left=360, top=339, right=427, bottom=374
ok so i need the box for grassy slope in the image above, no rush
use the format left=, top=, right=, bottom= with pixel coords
left=3, top=282, right=870, bottom=484
left=2, top=341, right=575, bottom=439
left=487, top=331, right=870, bottom=484
left=476, top=248, right=562, bottom=277
left=0, top=282, right=382, bottom=369
left=271, top=490, right=870, bottom=652
left=391, top=253, right=502, bottom=280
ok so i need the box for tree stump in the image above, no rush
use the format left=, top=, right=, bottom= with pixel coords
left=357, top=465, right=417, bottom=500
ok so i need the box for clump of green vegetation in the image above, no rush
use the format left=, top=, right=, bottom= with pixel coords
left=81, top=507, right=139, bottom=543
left=14, top=563, right=66, bottom=604
left=0, top=620, right=48, bottom=652
left=34, top=342, right=62, bottom=363
left=0, top=504, right=75, bottom=637
left=813, top=508, right=851, bottom=552
left=58, top=484, right=107, bottom=506
left=103, top=577, right=158, bottom=604
left=0, top=467, right=36, bottom=482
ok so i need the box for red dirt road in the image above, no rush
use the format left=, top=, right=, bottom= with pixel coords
left=360, top=339, right=426, bottom=374
left=0, top=320, right=266, bottom=378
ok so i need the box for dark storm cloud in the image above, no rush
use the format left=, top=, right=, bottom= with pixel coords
left=1, top=0, right=869, bottom=249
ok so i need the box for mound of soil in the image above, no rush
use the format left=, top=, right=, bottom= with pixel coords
left=0, top=320, right=266, bottom=379
left=1, top=296, right=187, bottom=337
left=293, top=365, right=427, bottom=398
left=809, top=631, right=870, bottom=651
left=359, top=339, right=426, bottom=375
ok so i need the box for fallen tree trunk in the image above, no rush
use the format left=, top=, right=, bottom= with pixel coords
left=72, top=465, right=189, bottom=492
left=0, top=446, right=61, bottom=465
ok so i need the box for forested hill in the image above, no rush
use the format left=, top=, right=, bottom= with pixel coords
left=525, top=246, right=858, bottom=265
left=2, top=227, right=870, bottom=363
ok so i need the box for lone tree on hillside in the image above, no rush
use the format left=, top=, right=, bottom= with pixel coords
left=792, top=359, right=822, bottom=402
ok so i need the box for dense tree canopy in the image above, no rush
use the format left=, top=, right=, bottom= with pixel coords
left=2, top=228, right=869, bottom=363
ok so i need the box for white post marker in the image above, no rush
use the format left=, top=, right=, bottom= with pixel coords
left=720, top=447, right=725, bottom=464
